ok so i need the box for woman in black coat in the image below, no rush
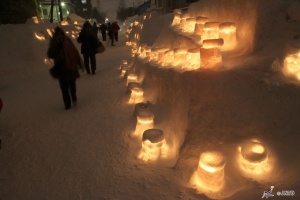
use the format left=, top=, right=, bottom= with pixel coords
left=47, top=26, right=84, bottom=110
left=77, top=21, right=99, bottom=75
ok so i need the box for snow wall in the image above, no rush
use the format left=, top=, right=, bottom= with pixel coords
left=127, top=0, right=300, bottom=198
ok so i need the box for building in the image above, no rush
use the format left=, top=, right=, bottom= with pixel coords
left=38, top=0, right=75, bottom=22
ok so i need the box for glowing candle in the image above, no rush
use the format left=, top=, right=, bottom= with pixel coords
left=126, top=73, right=138, bottom=86
left=238, top=141, right=270, bottom=175
left=183, top=48, right=200, bottom=70
left=162, top=50, right=174, bottom=67
left=219, top=22, right=237, bottom=49
left=128, top=87, right=144, bottom=104
left=195, top=151, right=226, bottom=192
left=32, top=16, right=39, bottom=24
left=133, top=109, right=154, bottom=138
left=134, top=101, right=153, bottom=117
left=139, top=129, right=166, bottom=161
left=200, top=39, right=224, bottom=68
left=120, top=64, right=130, bottom=77
left=119, top=60, right=128, bottom=69
left=283, top=51, right=300, bottom=81
left=173, top=48, right=188, bottom=67
left=202, top=22, right=220, bottom=41
left=185, top=18, right=197, bottom=34
left=194, top=17, right=209, bottom=36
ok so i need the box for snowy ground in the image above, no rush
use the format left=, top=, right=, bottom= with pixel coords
left=1, top=0, right=300, bottom=199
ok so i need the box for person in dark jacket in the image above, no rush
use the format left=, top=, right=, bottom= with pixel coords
left=112, top=21, right=120, bottom=42
left=99, top=23, right=107, bottom=41
left=77, top=21, right=99, bottom=74
left=107, top=22, right=114, bottom=46
left=92, top=22, right=98, bottom=36
left=47, top=26, right=84, bottom=110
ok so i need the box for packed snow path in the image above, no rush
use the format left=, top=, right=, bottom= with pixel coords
left=0, top=36, right=199, bottom=200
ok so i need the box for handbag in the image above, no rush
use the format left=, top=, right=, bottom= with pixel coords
left=96, top=41, right=105, bottom=54
left=49, top=64, right=62, bottom=79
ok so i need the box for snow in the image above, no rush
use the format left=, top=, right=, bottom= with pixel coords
left=1, top=0, right=300, bottom=199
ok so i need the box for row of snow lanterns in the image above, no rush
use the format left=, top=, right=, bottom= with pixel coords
left=171, top=11, right=237, bottom=48
left=119, top=60, right=167, bottom=161
left=119, top=59, right=274, bottom=196
left=134, top=38, right=224, bottom=70
left=191, top=139, right=272, bottom=193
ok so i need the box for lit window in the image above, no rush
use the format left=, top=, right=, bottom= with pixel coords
left=81, top=0, right=86, bottom=4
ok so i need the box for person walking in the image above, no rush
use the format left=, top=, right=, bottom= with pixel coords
left=112, top=21, right=120, bottom=42
left=92, top=22, right=98, bottom=36
left=77, top=21, right=99, bottom=74
left=99, top=23, right=107, bottom=41
left=107, top=22, right=115, bottom=46
left=47, top=26, right=84, bottom=110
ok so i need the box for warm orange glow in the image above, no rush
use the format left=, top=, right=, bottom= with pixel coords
left=74, top=21, right=78, bottom=25
left=191, top=151, right=226, bottom=192
left=219, top=22, right=237, bottom=50
left=128, top=87, right=144, bottom=104
left=202, top=39, right=224, bottom=49
left=161, top=50, right=174, bottom=67
left=44, top=58, right=52, bottom=64
left=283, top=51, right=300, bottom=81
left=194, top=17, right=209, bottom=36
left=200, top=39, right=223, bottom=68
left=127, top=73, right=138, bottom=86
left=138, top=129, right=166, bottom=161
left=34, top=32, right=45, bottom=41
left=184, top=18, right=197, bottom=34
left=171, top=13, right=182, bottom=27
left=238, top=141, right=272, bottom=176
left=119, top=60, right=128, bottom=69
left=202, top=22, right=220, bottom=41
left=60, top=20, right=69, bottom=25
left=133, top=110, right=154, bottom=138
left=173, top=48, right=188, bottom=67
left=120, top=64, right=130, bottom=77
left=46, top=29, right=53, bottom=38
left=183, top=48, right=200, bottom=70
left=134, top=101, right=153, bottom=117
left=32, top=16, right=39, bottom=24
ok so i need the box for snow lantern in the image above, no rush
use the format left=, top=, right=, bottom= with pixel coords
left=283, top=47, right=300, bottom=81
left=194, top=17, right=209, bottom=37
left=120, top=64, right=130, bottom=77
left=195, top=151, right=226, bottom=192
left=60, top=20, right=69, bottom=25
left=134, top=101, right=153, bottom=117
left=126, top=82, right=140, bottom=95
left=32, top=16, right=39, bottom=24
left=184, top=18, right=197, bottom=34
left=157, top=49, right=169, bottom=65
left=171, top=8, right=182, bottom=27
left=139, top=129, right=166, bottom=161
left=162, top=50, right=174, bottom=67
left=183, top=48, right=201, bottom=70
left=47, top=29, right=54, bottom=38
left=34, top=32, right=45, bottom=41
left=139, top=45, right=151, bottom=59
left=200, top=39, right=224, bottom=68
left=238, top=140, right=270, bottom=175
left=126, top=72, right=138, bottom=86
left=219, top=22, right=237, bottom=50
left=119, top=60, right=128, bottom=69
left=173, top=48, right=189, bottom=67
left=128, top=87, right=144, bottom=104
left=201, top=22, right=220, bottom=41
left=150, top=47, right=169, bottom=63
left=133, top=107, right=154, bottom=138
left=179, top=13, right=190, bottom=31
